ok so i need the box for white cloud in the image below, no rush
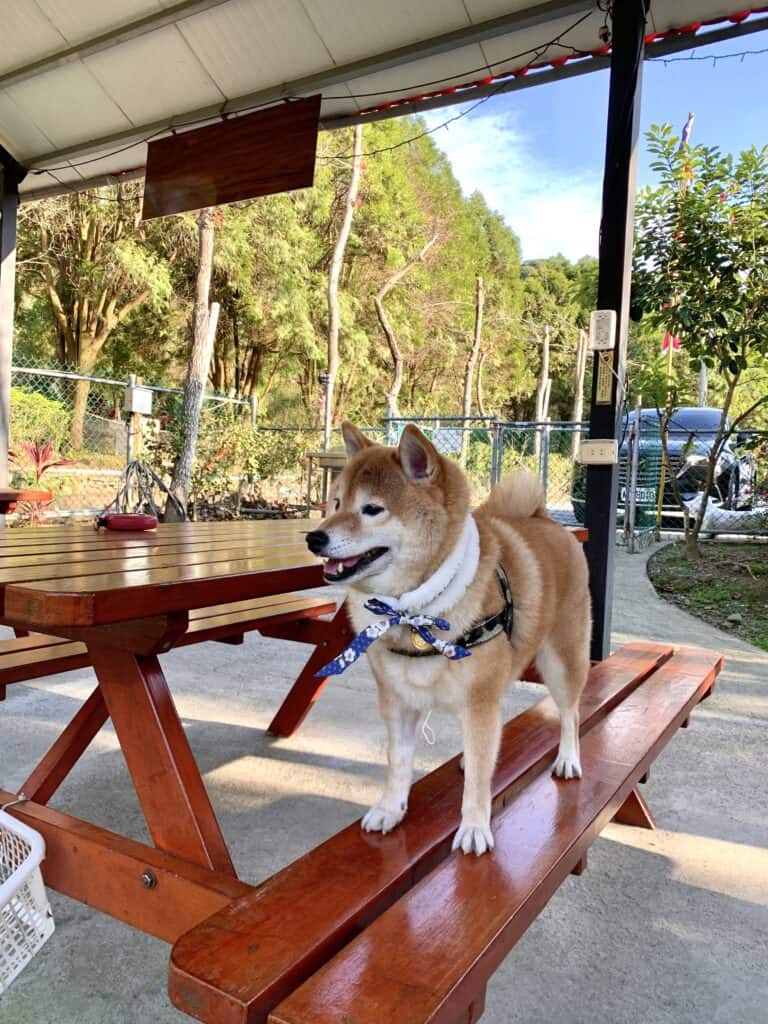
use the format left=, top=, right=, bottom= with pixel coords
left=423, top=107, right=601, bottom=262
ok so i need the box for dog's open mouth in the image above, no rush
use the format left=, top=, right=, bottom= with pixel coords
left=323, top=547, right=388, bottom=582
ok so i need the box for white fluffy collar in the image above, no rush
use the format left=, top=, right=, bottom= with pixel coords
left=371, top=514, right=480, bottom=616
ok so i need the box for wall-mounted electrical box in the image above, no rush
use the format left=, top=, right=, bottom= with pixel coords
left=589, top=309, right=617, bottom=351
left=124, top=383, right=153, bottom=416
left=578, top=439, right=618, bottom=465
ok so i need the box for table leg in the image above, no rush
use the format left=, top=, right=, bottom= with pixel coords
left=21, top=686, right=108, bottom=804
left=264, top=605, right=352, bottom=737
left=612, top=785, right=655, bottom=829
left=89, top=647, right=235, bottom=875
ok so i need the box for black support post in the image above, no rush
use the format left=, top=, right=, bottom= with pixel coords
left=585, top=0, right=647, bottom=661
left=0, top=148, right=27, bottom=489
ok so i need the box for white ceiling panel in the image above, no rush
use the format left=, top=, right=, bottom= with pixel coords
left=300, top=0, right=471, bottom=65
left=35, top=0, right=163, bottom=46
left=0, top=0, right=761, bottom=199
left=0, top=91, right=54, bottom=161
left=7, top=62, right=134, bottom=150
left=481, top=10, right=607, bottom=75
left=84, top=25, right=224, bottom=125
left=340, top=42, right=490, bottom=110
left=178, top=0, right=331, bottom=97
left=0, top=1, right=66, bottom=74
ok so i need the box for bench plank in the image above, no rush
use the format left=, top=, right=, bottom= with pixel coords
left=270, top=647, right=722, bottom=1024
left=0, top=595, right=337, bottom=686
left=169, top=642, right=674, bottom=1024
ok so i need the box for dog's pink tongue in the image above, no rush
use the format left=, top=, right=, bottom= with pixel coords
left=325, top=555, right=361, bottom=575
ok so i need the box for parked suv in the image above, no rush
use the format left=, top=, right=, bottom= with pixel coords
left=572, top=407, right=757, bottom=524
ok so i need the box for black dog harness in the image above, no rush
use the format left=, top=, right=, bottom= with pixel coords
left=391, top=566, right=514, bottom=658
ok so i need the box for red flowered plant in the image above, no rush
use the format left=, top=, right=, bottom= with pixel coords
left=9, top=441, right=77, bottom=524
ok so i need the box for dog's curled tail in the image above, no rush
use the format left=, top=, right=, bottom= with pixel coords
left=482, top=468, right=547, bottom=519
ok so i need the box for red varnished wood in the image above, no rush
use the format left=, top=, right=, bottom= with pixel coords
left=90, top=648, right=235, bottom=875
left=21, top=686, right=108, bottom=804
left=268, top=647, right=722, bottom=1024
left=612, top=786, right=655, bottom=829
left=0, top=790, right=252, bottom=943
left=5, top=559, right=325, bottom=628
left=0, top=541, right=312, bottom=585
left=0, top=596, right=336, bottom=690
left=267, top=606, right=352, bottom=736
left=0, top=488, right=52, bottom=513
left=169, top=642, right=674, bottom=1023
left=142, top=95, right=321, bottom=220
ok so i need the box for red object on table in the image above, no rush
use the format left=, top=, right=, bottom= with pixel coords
left=95, top=513, right=158, bottom=531
left=0, top=487, right=52, bottom=514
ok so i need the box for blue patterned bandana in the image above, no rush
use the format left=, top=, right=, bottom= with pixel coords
left=316, top=598, right=471, bottom=676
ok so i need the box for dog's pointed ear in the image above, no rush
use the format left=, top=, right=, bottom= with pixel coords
left=398, top=424, right=440, bottom=482
left=341, top=421, right=374, bottom=458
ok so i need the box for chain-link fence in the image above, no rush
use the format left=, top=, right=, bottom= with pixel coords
left=8, top=368, right=768, bottom=536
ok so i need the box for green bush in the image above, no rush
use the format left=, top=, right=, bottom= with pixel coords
left=10, top=387, right=71, bottom=451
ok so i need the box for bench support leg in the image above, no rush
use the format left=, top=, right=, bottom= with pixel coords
left=467, top=986, right=487, bottom=1023
left=0, top=684, right=5, bottom=702
left=266, top=606, right=352, bottom=737
left=612, top=786, right=655, bottom=829
left=571, top=852, right=588, bottom=876
left=90, top=647, right=236, bottom=875
left=21, top=686, right=108, bottom=804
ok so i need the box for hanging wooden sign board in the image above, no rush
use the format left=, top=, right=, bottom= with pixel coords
left=141, top=94, right=321, bottom=220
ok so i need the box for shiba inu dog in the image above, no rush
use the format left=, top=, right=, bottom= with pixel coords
left=305, top=423, right=591, bottom=855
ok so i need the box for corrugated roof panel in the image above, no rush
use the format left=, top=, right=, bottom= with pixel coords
left=4, top=0, right=764, bottom=199
left=480, top=10, right=607, bottom=75
left=35, top=0, right=163, bottom=46
left=334, top=42, right=489, bottom=111
left=300, top=0, right=471, bottom=65
left=178, top=0, right=332, bottom=98
left=0, top=91, right=55, bottom=161
left=84, top=25, right=224, bottom=125
left=0, top=1, right=66, bottom=74
left=6, top=62, right=133, bottom=151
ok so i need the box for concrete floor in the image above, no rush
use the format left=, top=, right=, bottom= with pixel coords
left=1, top=545, right=767, bottom=1024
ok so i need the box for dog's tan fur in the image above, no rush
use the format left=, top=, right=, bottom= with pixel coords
left=311, top=422, right=591, bottom=854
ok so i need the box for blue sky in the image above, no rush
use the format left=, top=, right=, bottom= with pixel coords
left=422, top=36, right=768, bottom=261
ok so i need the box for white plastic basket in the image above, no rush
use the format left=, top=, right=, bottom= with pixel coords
left=0, top=806, right=55, bottom=993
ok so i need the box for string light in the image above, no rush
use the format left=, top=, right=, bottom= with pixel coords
left=28, top=8, right=768, bottom=181
left=32, top=9, right=595, bottom=177
left=649, top=45, right=768, bottom=66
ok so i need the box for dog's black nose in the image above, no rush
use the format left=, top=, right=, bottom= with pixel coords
left=306, top=529, right=329, bottom=555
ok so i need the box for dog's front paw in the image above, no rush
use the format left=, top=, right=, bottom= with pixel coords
left=552, top=752, right=582, bottom=780
left=452, top=820, right=494, bottom=856
left=362, top=803, right=406, bottom=835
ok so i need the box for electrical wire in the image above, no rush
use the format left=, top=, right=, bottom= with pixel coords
left=648, top=45, right=768, bottom=65
left=31, top=8, right=595, bottom=176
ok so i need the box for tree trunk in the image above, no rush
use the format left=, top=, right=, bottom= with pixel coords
left=170, top=208, right=219, bottom=512
left=70, top=378, right=90, bottom=451
left=375, top=231, right=440, bottom=421
left=476, top=348, right=489, bottom=417
left=460, top=275, right=484, bottom=465
left=689, top=370, right=739, bottom=552
left=324, top=124, right=363, bottom=448
left=534, top=325, right=551, bottom=461
left=571, top=328, right=588, bottom=461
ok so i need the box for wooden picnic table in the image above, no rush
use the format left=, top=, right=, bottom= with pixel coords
left=0, top=520, right=354, bottom=933
left=0, top=487, right=52, bottom=513
left=0, top=519, right=596, bottom=1021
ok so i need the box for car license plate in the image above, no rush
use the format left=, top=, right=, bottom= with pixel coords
left=620, top=486, right=656, bottom=504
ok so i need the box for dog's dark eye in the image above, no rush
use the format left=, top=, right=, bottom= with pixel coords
left=333, top=498, right=340, bottom=511
left=361, top=503, right=384, bottom=517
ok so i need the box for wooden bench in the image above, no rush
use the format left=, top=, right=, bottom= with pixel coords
left=169, top=642, right=722, bottom=1024
left=0, top=593, right=336, bottom=691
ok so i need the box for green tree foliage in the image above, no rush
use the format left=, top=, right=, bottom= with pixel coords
left=14, top=117, right=596, bottom=433
left=632, top=124, right=768, bottom=556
